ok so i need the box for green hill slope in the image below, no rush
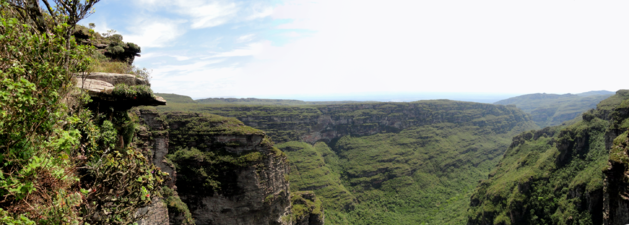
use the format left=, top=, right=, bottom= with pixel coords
left=196, top=97, right=372, bottom=105
left=468, top=90, right=629, bottom=225
left=154, top=93, right=197, bottom=103
left=494, top=91, right=613, bottom=128
left=155, top=99, right=537, bottom=224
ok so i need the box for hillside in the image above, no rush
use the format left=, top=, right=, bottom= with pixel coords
left=155, top=99, right=537, bottom=224
left=468, top=90, right=629, bottom=225
left=196, top=97, right=372, bottom=106
left=494, top=91, right=613, bottom=128
left=156, top=93, right=197, bottom=104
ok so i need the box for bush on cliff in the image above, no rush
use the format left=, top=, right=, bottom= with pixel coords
left=0, top=1, right=166, bottom=223
left=467, top=91, right=629, bottom=225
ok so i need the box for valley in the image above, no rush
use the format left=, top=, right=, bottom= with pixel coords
left=2, top=1, right=625, bottom=224
left=155, top=96, right=539, bottom=224
left=495, top=91, right=613, bottom=128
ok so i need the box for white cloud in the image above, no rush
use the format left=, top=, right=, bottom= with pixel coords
left=245, top=7, right=273, bottom=20
left=135, top=53, right=192, bottom=61
left=152, top=60, right=225, bottom=77
left=237, top=34, right=255, bottom=43
left=179, top=1, right=239, bottom=29
left=133, top=0, right=271, bottom=29
left=211, top=42, right=264, bottom=58
left=123, top=18, right=186, bottom=48
left=137, top=0, right=629, bottom=99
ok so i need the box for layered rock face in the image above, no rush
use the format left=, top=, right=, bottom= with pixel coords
left=200, top=100, right=533, bottom=143
left=76, top=72, right=166, bottom=110
left=76, top=74, right=171, bottom=224
left=602, top=95, right=629, bottom=225
left=467, top=90, right=629, bottom=225
left=136, top=198, right=170, bottom=225
left=163, top=112, right=322, bottom=225
left=135, top=108, right=176, bottom=187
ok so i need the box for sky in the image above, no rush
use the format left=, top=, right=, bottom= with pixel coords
left=81, top=0, right=629, bottom=102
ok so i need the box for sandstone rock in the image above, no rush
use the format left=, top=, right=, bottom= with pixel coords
left=136, top=109, right=176, bottom=188
left=135, top=197, right=170, bottom=225
left=286, top=191, right=324, bottom=225
left=165, top=112, right=293, bottom=225
left=75, top=78, right=114, bottom=94
left=77, top=72, right=149, bottom=86
left=75, top=76, right=165, bottom=110
left=207, top=101, right=533, bottom=144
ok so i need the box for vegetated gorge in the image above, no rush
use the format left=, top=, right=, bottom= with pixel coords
left=1, top=2, right=628, bottom=225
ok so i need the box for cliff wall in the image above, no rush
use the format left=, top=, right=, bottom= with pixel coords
left=156, top=100, right=538, bottom=224
left=158, top=111, right=323, bottom=225
left=80, top=74, right=323, bottom=225
left=180, top=100, right=535, bottom=144
left=467, top=90, right=629, bottom=225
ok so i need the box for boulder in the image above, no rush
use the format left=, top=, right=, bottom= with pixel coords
left=77, top=72, right=150, bottom=86
left=75, top=75, right=165, bottom=111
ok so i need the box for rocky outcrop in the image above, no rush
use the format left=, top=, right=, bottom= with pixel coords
left=135, top=108, right=176, bottom=188
left=468, top=90, right=629, bottom=225
left=75, top=73, right=166, bottom=111
left=78, top=72, right=150, bottom=86
left=603, top=109, right=629, bottom=225
left=285, top=192, right=324, bottom=225
left=165, top=112, right=296, bottom=225
left=77, top=76, right=172, bottom=224
left=135, top=198, right=170, bottom=225
left=74, top=25, right=142, bottom=64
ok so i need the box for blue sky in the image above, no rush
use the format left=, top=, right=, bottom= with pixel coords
left=82, top=0, right=629, bottom=101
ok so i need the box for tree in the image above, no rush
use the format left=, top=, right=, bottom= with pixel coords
left=0, top=1, right=166, bottom=223
left=5, top=0, right=100, bottom=35
left=5, top=0, right=101, bottom=70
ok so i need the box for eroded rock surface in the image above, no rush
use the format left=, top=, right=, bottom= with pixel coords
left=135, top=197, right=170, bottom=225
left=200, top=101, right=533, bottom=144
left=78, top=72, right=149, bottom=86
left=75, top=73, right=166, bottom=110
left=165, top=112, right=294, bottom=225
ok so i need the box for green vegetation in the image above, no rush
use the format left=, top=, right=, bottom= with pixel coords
left=495, top=91, right=613, bottom=128
left=162, top=186, right=194, bottom=225
left=196, top=97, right=372, bottom=105
left=282, top=191, right=324, bottom=223
left=272, top=116, right=534, bottom=224
left=112, top=84, right=155, bottom=100
left=275, top=142, right=356, bottom=211
left=163, top=113, right=284, bottom=199
left=157, top=99, right=538, bottom=144
left=0, top=2, right=167, bottom=223
left=155, top=93, right=197, bottom=104
left=167, top=145, right=267, bottom=195
left=325, top=121, right=533, bottom=224
left=163, top=99, right=538, bottom=224
left=468, top=90, right=629, bottom=225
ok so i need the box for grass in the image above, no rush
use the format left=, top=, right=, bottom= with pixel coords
left=88, top=51, right=152, bottom=80
left=154, top=93, right=197, bottom=104
left=275, top=141, right=356, bottom=211
left=150, top=94, right=541, bottom=224
left=111, top=84, right=154, bottom=99
left=156, top=99, right=538, bottom=144
left=468, top=90, right=629, bottom=225
left=320, top=121, right=533, bottom=224
left=495, top=92, right=614, bottom=128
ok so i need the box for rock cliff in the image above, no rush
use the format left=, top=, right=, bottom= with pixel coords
left=180, top=100, right=534, bottom=144
left=467, top=90, right=629, bottom=225
left=163, top=112, right=323, bottom=225
left=79, top=74, right=322, bottom=224
left=157, top=100, right=538, bottom=224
